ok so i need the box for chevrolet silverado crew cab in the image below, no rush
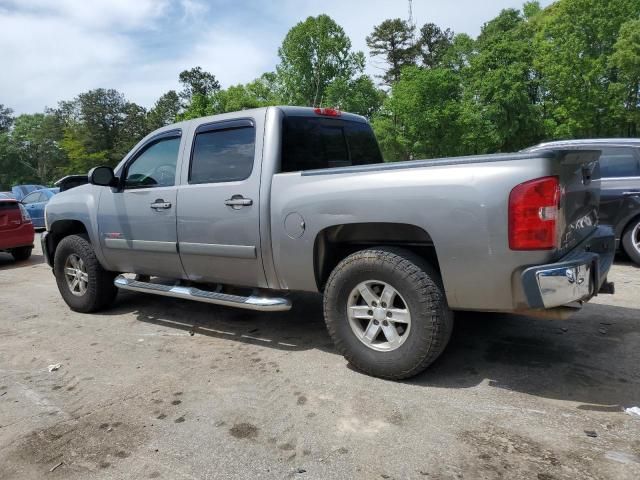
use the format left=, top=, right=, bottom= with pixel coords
left=42, top=106, right=615, bottom=380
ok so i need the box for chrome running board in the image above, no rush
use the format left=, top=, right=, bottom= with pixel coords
left=114, top=275, right=291, bottom=312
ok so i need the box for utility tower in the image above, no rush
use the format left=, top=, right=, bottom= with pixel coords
left=408, top=0, right=415, bottom=29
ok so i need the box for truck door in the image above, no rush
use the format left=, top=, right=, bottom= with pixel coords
left=598, top=147, right=640, bottom=230
left=98, top=130, right=185, bottom=277
left=176, top=117, right=267, bottom=287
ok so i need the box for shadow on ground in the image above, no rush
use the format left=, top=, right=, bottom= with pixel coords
left=103, top=289, right=640, bottom=409
left=0, top=251, right=44, bottom=270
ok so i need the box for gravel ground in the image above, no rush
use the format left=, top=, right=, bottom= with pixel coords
left=0, top=235, right=639, bottom=479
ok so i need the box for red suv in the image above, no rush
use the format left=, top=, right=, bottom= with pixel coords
left=0, top=198, right=34, bottom=261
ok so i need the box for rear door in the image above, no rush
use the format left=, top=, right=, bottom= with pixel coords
left=98, top=130, right=185, bottom=277
left=21, top=191, right=46, bottom=226
left=177, top=116, right=266, bottom=287
left=597, top=147, right=640, bottom=237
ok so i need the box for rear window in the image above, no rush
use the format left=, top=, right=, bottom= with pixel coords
left=599, top=147, right=640, bottom=178
left=281, top=116, right=383, bottom=173
left=0, top=201, right=18, bottom=211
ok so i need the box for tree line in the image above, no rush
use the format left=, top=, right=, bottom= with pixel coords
left=1, top=0, right=639, bottom=188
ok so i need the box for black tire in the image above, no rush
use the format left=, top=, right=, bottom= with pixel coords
left=11, top=246, right=32, bottom=261
left=323, top=247, right=453, bottom=380
left=53, top=234, right=117, bottom=313
left=622, top=218, right=640, bottom=266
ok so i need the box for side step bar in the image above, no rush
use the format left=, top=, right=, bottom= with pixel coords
left=114, top=276, right=291, bottom=312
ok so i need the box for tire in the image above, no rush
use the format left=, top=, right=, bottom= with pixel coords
left=323, top=247, right=454, bottom=380
left=11, top=246, right=32, bottom=261
left=622, top=218, right=640, bottom=266
left=53, top=234, right=118, bottom=313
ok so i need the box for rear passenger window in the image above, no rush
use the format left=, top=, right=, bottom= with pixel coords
left=189, top=126, right=255, bottom=184
left=281, top=116, right=383, bottom=172
left=599, top=148, right=640, bottom=178
left=22, top=192, right=43, bottom=204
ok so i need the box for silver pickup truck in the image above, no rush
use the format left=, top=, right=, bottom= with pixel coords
left=42, top=106, right=615, bottom=379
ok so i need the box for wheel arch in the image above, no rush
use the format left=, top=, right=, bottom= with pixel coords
left=46, top=219, right=90, bottom=268
left=313, top=222, right=441, bottom=291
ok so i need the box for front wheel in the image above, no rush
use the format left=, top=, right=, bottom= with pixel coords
left=622, top=218, right=640, bottom=266
left=53, top=234, right=118, bottom=313
left=323, top=247, right=453, bottom=380
left=11, top=246, right=32, bottom=261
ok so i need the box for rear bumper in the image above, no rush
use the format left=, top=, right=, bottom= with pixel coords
left=0, top=223, right=35, bottom=251
left=521, top=226, right=615, bottom=309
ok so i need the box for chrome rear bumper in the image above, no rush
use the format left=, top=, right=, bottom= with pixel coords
left=521, top=226, right=615, bottom=309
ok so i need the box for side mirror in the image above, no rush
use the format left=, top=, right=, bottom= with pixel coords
left=88, top=166, right=117, bottom=187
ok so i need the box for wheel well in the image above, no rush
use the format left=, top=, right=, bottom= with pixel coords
left=313, top=222, right=440, bottom=291
left=47, top=220, right=89, bottom=267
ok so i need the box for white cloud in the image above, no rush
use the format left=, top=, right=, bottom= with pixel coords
left=0, top=0, right=554, bottom=114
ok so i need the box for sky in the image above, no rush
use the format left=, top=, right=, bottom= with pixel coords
left=0, top=0, right=554, bottom=114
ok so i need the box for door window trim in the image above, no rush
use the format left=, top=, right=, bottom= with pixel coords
left=119, top=129, right=182, bottom=191
left=188, top=118, right=256, bottom=185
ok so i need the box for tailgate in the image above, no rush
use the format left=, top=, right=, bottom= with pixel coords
left=551, top=149, right=601, bottom=257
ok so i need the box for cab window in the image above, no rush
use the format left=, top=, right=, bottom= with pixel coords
left=189, top=126, right=255, bottom=184
left=124, top=136, right=181, bottom=189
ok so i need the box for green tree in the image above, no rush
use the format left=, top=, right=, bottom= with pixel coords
left=467, top=8, right=544, bottom=151
left=55, top=88, right=149, bottom=171
left=324, top=75, right=384, bottom=118
left=373, top=66, right=496, bottom=161
left=610, top=19, right=640, bottom=135
left=178, top=67, right=221, bottom=103
left=534, top=0, right=640, bottom=137
left=178, top=67, right=221, bottom=119
left=147, top=90, right=181, bottom=130
left=0, top=104, right=13, bottom=132
left=277, top=14, right=365, bottom=106
left=9, top=113, right=67, bottom=183
left=417, top=23, right=454, bottom=68
left=366, top=19, right=416, bottom=85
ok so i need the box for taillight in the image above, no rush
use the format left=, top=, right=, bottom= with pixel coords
left=314, top=107, right=341, bottom=117
left=508, top=176, right=560, bottom=250
left=18, top=203, right=32, bottom=224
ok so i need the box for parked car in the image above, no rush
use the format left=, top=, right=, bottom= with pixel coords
left=54, top=175, right=88, bottom=192
left=0, top=192, right=15, bottom=199
left=20, top=188, right=59, bottom=229
left=11, top=184, right=46, bottom=201
left=42, top=106, right=615, bottom=380
left=524, top=139, right=640, bottom=265
left=0, top=198, right=34, bottom=261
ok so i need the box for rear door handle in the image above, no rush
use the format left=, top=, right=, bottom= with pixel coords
left=150, top=200, right=172, bottom=210
left=224, top=196, right=253, bottom=208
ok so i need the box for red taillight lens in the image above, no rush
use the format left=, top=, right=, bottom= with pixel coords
left=18, top=203, right=32, bottom=224
left=508, top=176, right=560, bottom=250
left=314, top=107, right=341, bottom=117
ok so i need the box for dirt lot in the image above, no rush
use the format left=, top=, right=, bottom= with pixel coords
left=1, top=235, right=639, bottom=479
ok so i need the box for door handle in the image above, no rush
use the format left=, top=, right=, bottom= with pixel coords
left=150, top=200, right=172, bottom=210
left=224, top=196, right=253, bottom=208
left=622, top=191, right=640, bottom=197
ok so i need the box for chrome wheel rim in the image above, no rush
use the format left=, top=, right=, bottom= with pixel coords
left=633, top=222, right=640, bottom=253
left=64, top=254, right=88, bottom=297
left=347, top=280, right=411, bottom=352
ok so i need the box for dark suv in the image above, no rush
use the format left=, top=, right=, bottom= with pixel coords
left=524, top=139, right=640, bottom=265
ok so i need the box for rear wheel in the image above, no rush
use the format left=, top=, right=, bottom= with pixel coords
left=622, top=218, right=640, bottom=266
left=53, top=234, right=118, bottom=312
left=323, top=247, right=453, bottom=380
left=11, top=246, right=32, bottom=261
